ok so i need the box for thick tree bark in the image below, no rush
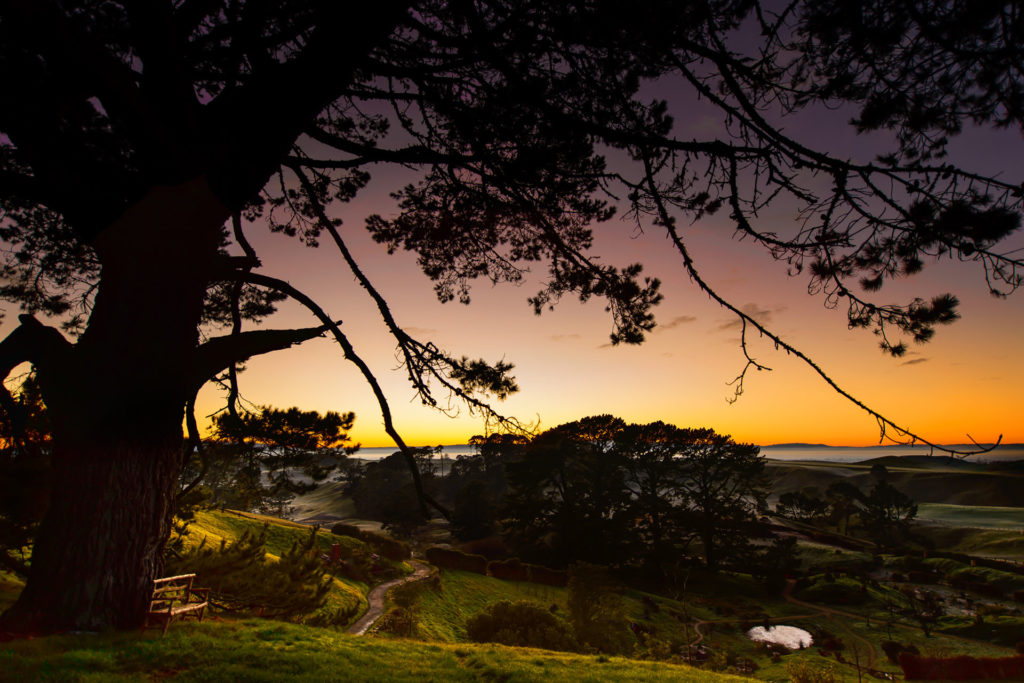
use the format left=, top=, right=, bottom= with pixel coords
left=2, top=437, right=181, bottom=632
left=0, top=178, right=227, bottom=634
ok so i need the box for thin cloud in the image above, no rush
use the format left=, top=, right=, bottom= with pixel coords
left=403, top=326, right=437, bottom=337
left=717, top=304, right=785, bottom=331
left=655, top=315, right=698, bottom=332
left=550, top=333, right=582, bottom=342
left=901, top=358, right=929, bottom=366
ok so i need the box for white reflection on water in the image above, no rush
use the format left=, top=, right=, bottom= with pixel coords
left=747, top=625, right=813, bottom=649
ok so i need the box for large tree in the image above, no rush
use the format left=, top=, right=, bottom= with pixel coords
left=0, top=1, right=1021, bottom=632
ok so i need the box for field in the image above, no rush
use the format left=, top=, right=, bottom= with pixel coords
left=0, top=618, right=749, bottom=682
left=916, top=503, right=1024, bottom=530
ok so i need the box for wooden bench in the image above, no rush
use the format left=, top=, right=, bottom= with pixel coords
left=145, top=573, right=210, bottom=635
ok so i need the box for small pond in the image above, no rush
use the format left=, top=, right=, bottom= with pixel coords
left=746, top=625, right=813, bottom=649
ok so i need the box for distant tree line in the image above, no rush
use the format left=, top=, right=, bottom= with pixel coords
left=774, top=463, right=918, bottom=550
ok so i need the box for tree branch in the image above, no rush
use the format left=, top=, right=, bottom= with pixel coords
left=639, top=153, right=1001, bottom=459
left=190, top=323, right=332, bottom=393
left=236, top=271, right=450, bottom=520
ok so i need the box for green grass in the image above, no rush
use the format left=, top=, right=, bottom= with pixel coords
left=0, top=618, right=749, bottom=682
left=917, top=503, right=1024, bottom=529
left=915, top=525, right=1024, bottom=561
left=416, top=570, right=567, bottom=642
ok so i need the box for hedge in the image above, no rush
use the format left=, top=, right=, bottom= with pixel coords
left=425, top=547, right=488, bottom=574
left=900, top=653, right=1024, bottom=680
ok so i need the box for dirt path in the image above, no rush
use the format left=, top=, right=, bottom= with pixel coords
left=347, top=560, right=433, bottom=635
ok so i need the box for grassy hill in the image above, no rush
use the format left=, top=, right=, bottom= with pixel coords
left=764, top=458, right=1024, bottom=507
left=0, top=618, right=751, bottom=682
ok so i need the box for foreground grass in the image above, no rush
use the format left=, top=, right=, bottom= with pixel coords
left=0, top=618, right=750, bottom=682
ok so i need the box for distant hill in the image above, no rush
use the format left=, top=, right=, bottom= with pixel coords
left=764, top=458, right=1024, bottom=507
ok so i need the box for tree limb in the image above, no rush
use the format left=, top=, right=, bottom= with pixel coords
left=190, top=323, right=332, bottom=393
left=236, top=271, right=450, bottom=521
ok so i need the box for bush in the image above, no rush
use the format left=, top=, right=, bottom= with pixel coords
left=330, top=522, right=363, bottom=539
left=786, top=660, right=838, bottom=683
left=567, top=562, right=633, bottom=655
left=167, top=526, right=332, bottom=621
left=363, top=530, right=411, bottom=561
left=425, top=547, right=487, bottom=574
left=466, top=600, right=577, bottom=651
left=390, top=579, right=426, bottom=610
left=376, top=606, right=418, bottom=637
left=329, top=524, right=411, bottom=561
left=881, top=640, right=919, bottom=664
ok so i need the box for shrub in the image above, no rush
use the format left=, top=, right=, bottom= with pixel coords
left=466, top=600, right=577, bottom=651
left=786, top=660, right=838, bottom=683
left=390, top=579, right=426, bottom=610
left=167, top=526, right=331, bottom=621
left=881, top=640, right=919, bottom=664
left=330, top=523, right=363, bottom=539
left=567, top=562, right=633, bottom=655
left=361, top=529, right=411, bottom=561
left=376, top=606, right=418, bottom=637
left=425, top=547, right=487, bottom=574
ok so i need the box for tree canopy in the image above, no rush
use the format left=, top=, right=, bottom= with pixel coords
left=0, top=0, right=1021, bottom=632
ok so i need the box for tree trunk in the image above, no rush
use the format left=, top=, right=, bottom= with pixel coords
left=0, top=177, right=227, bottom=634
left=1, top=436, right=180, bottom=632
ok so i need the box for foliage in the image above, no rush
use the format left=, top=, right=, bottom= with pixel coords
left=466, top=600, right=577, bottom=652
left=450, top=480, right=499, bottom=541
left=2, top=0, right=1022, bottom=632
left=376, top=606, right=419, bottom=638
left=776, top=491, right=829, bottom=523
left=166, top=525, right=332, bottom=621
left=182, top=406, right=356, bottom=517
left=567, top=562, right=633, bottom=655
left=861, top=474, right=918, bottom=549
left=0, top=374, right=50, bottom=578
left=504, top=416, right=631, bottom=567
left=503, top=416, right=766, bottom=571
left=784, top=659, right=839, bottom=683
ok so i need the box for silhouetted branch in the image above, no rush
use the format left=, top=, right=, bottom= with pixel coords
left=191, top=323, right=332, bottom=393
left=289, top=163, right=528, bottom=433
left=640, top=154, right=1000, bottom=459
left=237, top=271, right=450, bottom=520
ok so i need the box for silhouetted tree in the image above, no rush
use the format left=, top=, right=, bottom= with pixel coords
left=616, top=421, right=713, bottom=569
left=503, top=416, right=630, bottom=566
left=450, top=480, right=499, bottom=541
left=673, top=434, right=767, bottom=571
left=1, top=0, right=1020, bottom=631
left=179, top=405, right=357, bottom=516
left=861, top=479, right=917, bottom=549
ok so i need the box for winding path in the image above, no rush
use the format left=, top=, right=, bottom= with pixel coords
left=346, top=560, right=433, bottom=635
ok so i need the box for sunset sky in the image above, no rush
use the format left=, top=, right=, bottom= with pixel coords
left=191, top=109, right=1024, bottom=450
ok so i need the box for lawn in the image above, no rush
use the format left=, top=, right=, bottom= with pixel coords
left=0, top=618, right=751, bottom=682
left=415, top=569, right=567, bottom=642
